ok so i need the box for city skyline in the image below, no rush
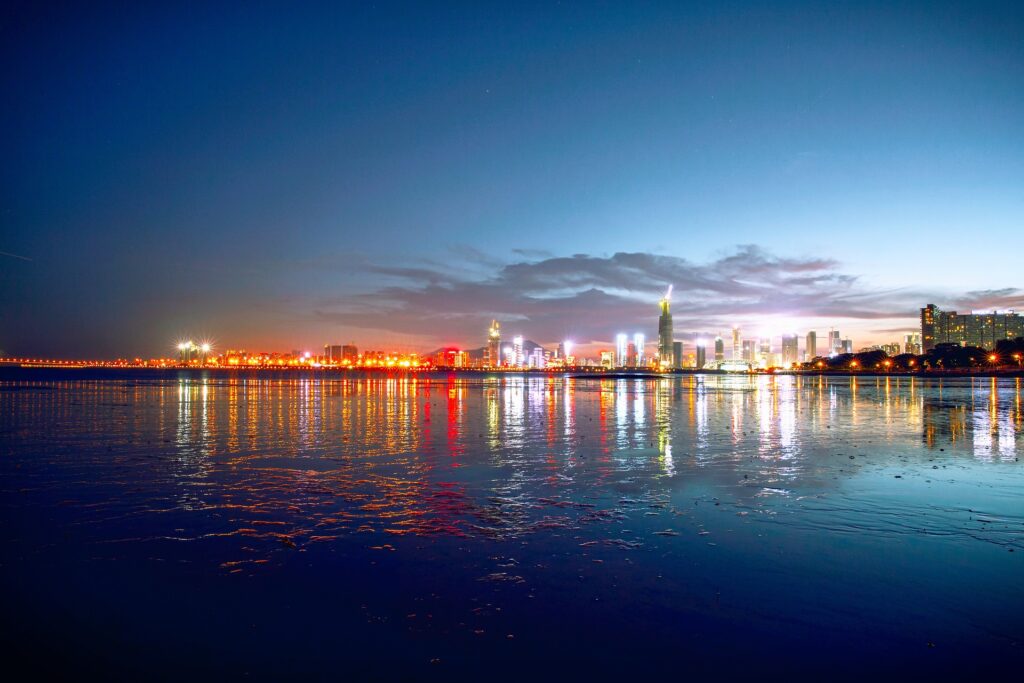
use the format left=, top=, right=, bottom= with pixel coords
left=13, top=296, right=1011, bottom=371
left=2, top=247, right=1020, bottom=359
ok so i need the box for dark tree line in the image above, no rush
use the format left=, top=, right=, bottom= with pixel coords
left=804, top=337, right=1024, bottom=371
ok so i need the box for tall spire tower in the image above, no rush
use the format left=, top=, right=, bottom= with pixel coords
left=487, top=320, right=501, bottom=368
left=658, top=285, right=673, bottom=367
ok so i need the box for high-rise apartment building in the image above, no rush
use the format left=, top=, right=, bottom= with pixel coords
left=324, top=344, right=343, bottom=362
left=672, top=341, right=683, bottom=369
left=695, top=341, right=706, bottom=369
left=714, top=336, right=725, bottom=362
left=512, top=335, right=524, bottom=368
left=920, top=304, right=1023, bottom=351
left=732, top=326, right=742, bottom=360
left=806, top=331, right=817, bottom=359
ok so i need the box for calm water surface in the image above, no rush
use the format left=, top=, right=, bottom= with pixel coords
left=1, top=370, right=1022, bottom=679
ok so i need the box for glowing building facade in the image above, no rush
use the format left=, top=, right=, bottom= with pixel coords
left=741, top=339, right=757, bottom=363
left=904, top=333, right=922, bottom=355
left=920, top=304, right=1023, bottom=351
left=633, top=333, right=645, bottom=367
left=487, top=320, right=501, bottom=367
left=658, top=286, right=673, bottom=366
left=512, top=335, right=524, bottom=368
left=781, top=334, right=799, bottom=366
left=829, top=329, right=841, bottom=355
left=616, top=333, right=629, bottom=368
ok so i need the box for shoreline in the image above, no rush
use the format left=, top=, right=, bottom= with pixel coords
left=1, top=364, right=1021, bottom=379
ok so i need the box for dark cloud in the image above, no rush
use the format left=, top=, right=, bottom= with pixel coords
left=953, top=288, right=1024, bottom=311
left=310, top=245, right=938, bottom=347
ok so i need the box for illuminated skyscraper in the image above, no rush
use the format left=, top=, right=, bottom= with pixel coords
left=561, top=340, right=574, bottom=365
left=781, top=334, right=799, bottom=366
left=732, top=326, right=742, bottom=360
left=616, top=333, right=628, bottom=368
left=633, top=333, right=645, bottom=367
left=487, top=320, right=501, bottom=367
left=695, top=340, right=706, bottom=369
left=741, top=339, right=757, bottom=362
left=759, top=337, right=771, bottom=365
left=904, top=333, right=922, bottom=355
left=658, top=285, right=673, bottom=366
left=714, top=336, right=724, bottom=362
left=805, top=331, right=817, bottom=359
left=829, top=329, right=841, bottom=355
left=512, top=335, right=524, bottom=368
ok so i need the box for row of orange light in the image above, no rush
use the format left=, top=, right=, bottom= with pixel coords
left=814, top=352, right=1023, bottom=369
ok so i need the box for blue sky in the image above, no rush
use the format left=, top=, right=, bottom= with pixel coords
left=2, top=1, right=1022, bottom=357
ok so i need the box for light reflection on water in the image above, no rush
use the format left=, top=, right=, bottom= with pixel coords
left=1, top=372, right=1022, bottom=676
left=3, top=374, right=1021, bottom=549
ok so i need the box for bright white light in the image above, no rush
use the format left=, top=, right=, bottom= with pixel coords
left=201, top=343, right=211, bottom=353
left=563, top=340, right=573, bottom=358
left=304, top=351, right=311, bottom=358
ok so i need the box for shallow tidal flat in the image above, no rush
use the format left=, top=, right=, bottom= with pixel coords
left=1, top=371, right=1021, bottom=678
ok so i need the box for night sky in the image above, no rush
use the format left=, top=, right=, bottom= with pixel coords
left=2, top=1, right=1022, bottom=358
